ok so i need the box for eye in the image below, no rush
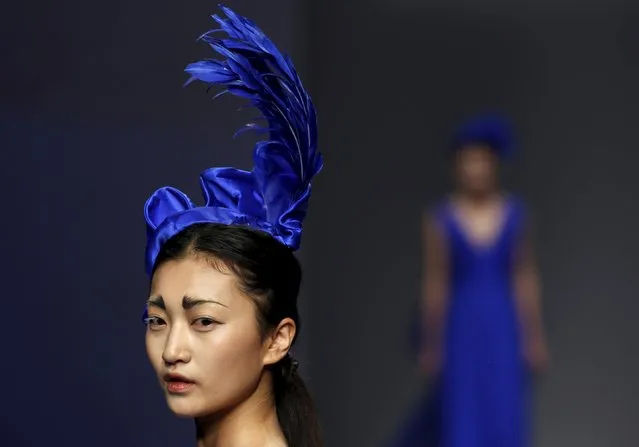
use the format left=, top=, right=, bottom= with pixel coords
left=192, top=317, right=218, bottom=331
left=144, top=316, right=166, bottom=331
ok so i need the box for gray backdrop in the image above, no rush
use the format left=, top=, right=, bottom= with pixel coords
left=305, top=0, right=639, bottom=446
left=2, top=0, right=638, bottom=445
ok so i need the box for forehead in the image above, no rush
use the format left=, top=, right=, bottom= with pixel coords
left=150, top=256, right=239, bottom=304
left=457, top=144, right=496, bottom=161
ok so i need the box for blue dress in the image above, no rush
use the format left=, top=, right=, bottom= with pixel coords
left=395, top=197, right=529, bottom=447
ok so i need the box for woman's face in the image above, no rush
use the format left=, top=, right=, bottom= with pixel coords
left=145, top=255, right=269, bottom=418
left=454, top=144, right=499, bottom=194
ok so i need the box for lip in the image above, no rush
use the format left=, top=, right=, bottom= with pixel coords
left=163, top=372, right=194, bottom=383
left=163, top=373, right=196, bottom=394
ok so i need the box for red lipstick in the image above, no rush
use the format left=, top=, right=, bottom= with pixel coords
left=163, top=373, right=195, bottom=394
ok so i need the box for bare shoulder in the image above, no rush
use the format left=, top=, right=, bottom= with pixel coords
left=421, top=205, right=446, bottom=236
left=512, top=196, right=537, bottom=229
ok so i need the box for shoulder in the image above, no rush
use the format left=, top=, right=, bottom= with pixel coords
left=506, top=194, right=531, bottom=220
left=423, top=198, right=451, bottom=223
left=506, top=195, right=537, bottom=239
left=422, top=200, right=450, bottom=237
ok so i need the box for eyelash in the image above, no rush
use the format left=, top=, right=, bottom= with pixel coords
left=144, top=316, right=166, bottom=331
left=143, top=316, right=219, bottom=331
left=193, top=317, right=216, bottom=327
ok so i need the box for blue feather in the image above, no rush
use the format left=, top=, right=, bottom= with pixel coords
left=144, top=4, right=321, bottom=276
left=184, top=4, right=322, bottom=228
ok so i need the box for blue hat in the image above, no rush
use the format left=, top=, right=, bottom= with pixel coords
left=450, top=113, right=515, bottom=158
left=143, top=5, right=322, bottom=275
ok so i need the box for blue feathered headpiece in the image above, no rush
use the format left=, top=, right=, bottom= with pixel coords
left=143, top=5, right=322, bottom=275
left=450, top=113, right=515, bottom=159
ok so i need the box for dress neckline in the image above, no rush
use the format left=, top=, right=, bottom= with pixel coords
left=446, top=194, right=513, bottom=253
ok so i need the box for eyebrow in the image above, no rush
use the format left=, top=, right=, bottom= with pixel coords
left=146, top=295, right=229, bottom=310
left=147, top=296, right=165, bottom=310
left=182, top=295, right=229, bottom=309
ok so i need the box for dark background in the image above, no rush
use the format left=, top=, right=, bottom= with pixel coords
left=2, top=0, right=638, bottom=445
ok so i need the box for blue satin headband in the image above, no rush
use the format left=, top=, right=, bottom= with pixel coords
left=450, top=113, right=515, bottom=159
left=144, top=5, right=322, bottom=276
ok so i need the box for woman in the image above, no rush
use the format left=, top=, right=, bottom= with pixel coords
left=412, top=115, right=548, bottom=447
left=142, top=6, right=323, bottom=447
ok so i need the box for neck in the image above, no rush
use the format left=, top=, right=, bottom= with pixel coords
left=195, top=371, right=286, bottom=447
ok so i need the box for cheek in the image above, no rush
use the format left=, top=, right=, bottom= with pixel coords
left=187, top=324, right=265, bottom=415
left=464, top=162, right=492, bottom=180
left=145, top=332, right=165, bottom=371
left=201, top=325, right=264, bottom=376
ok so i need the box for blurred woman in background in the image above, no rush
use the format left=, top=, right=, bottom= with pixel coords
left=398, top=114, right=549, bottom=447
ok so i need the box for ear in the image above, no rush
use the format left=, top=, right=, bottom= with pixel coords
left=262, top=318, right=296, bottom=367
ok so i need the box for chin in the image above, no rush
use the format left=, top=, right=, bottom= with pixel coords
left=165, top=395, right=209, bottom=418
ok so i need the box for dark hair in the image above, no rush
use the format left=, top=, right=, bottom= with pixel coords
left=153, top=223, right=323, bottom=447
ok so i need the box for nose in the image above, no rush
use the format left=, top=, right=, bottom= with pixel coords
left=162, top=324, right=192, bottom=365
